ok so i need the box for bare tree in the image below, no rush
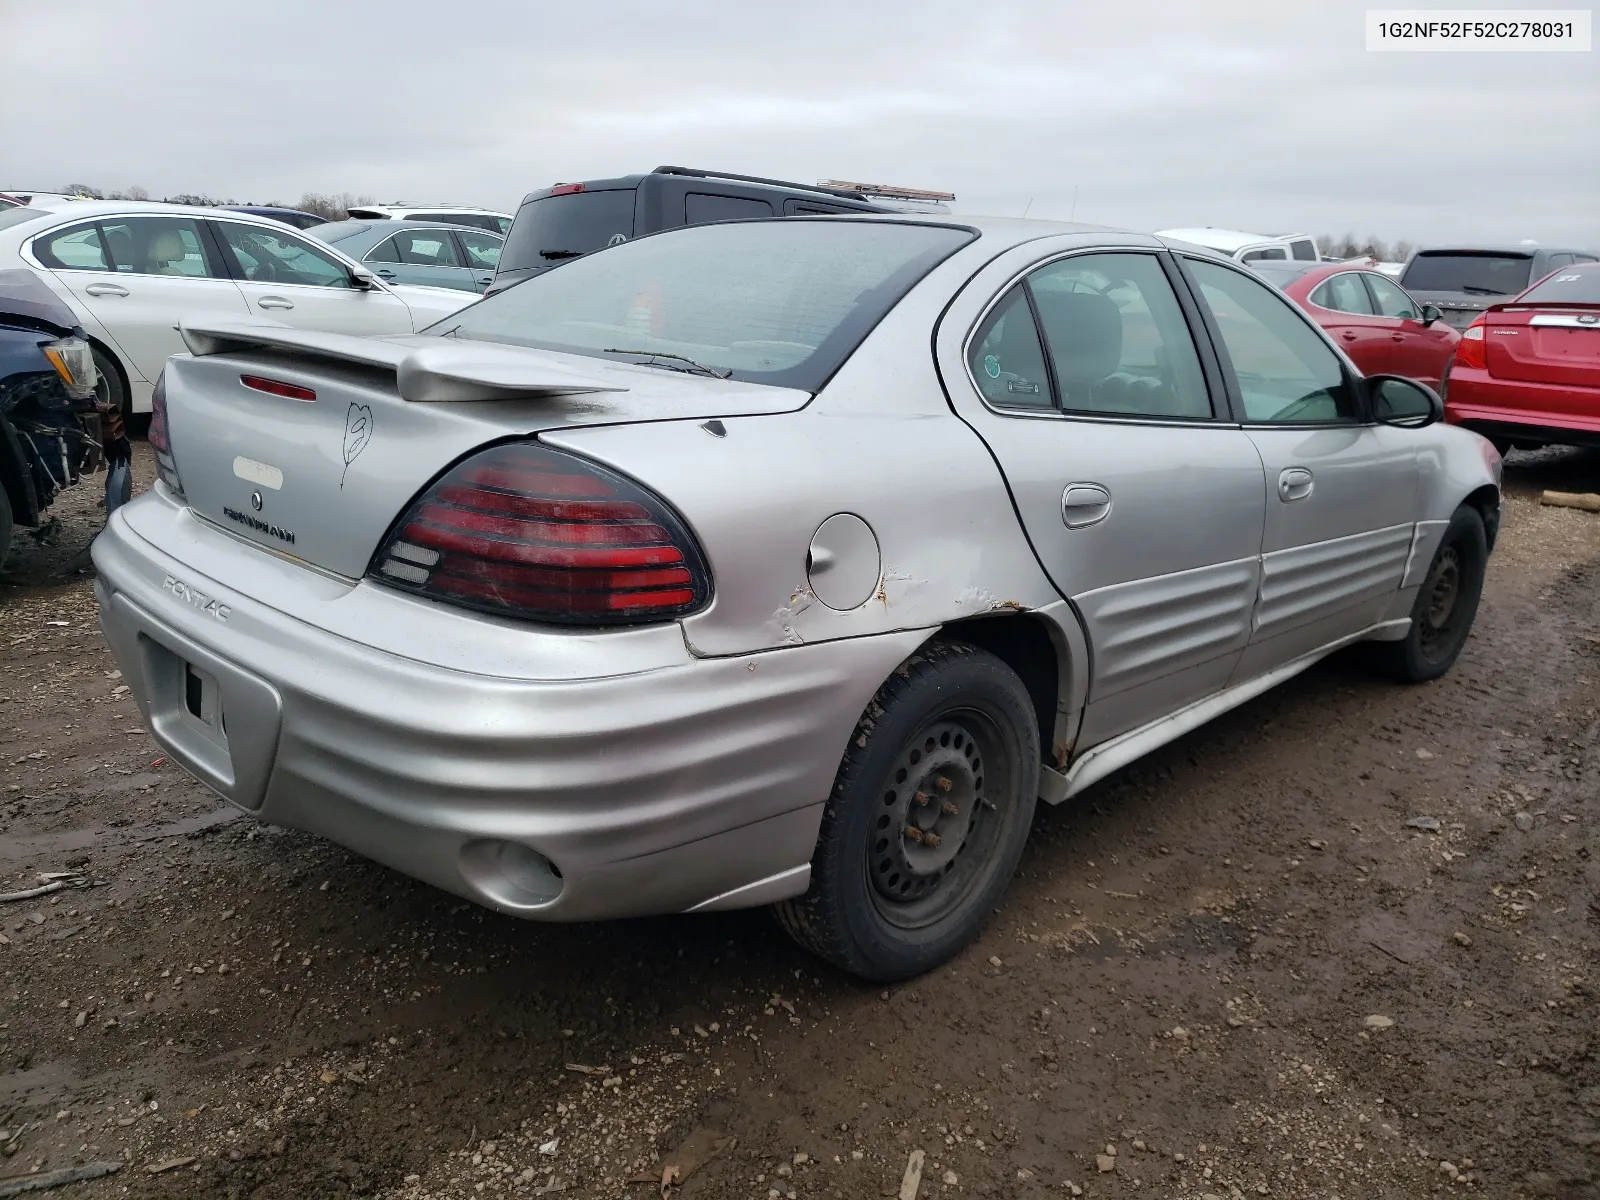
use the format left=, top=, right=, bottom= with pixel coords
left=124, top=185, right=149, bottom=201
left=297, top=192, right=376, bottom=221
left=1391, top=240, right=1414, bottom=262
left=61, top=183, right=104, bottom=199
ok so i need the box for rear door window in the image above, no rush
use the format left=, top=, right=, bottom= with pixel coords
left=386, top=228, right=463, bottom=267
left=498, top=190, right=637, bottom=273
left=685, top=193, right=775, bottom=224
left=1310, top=273, right=1376, bottom=314
left=34, top=222, right=112, bottom=271
left=784, top=199, right=863, bottom=215
left=98, top=216, right=218, bottom=277
left=1401, top=252, right=1533, bottom=296
left=1290, top=239, right=1318, bottom=262
left=1027, top=253, right=1213, bottom=419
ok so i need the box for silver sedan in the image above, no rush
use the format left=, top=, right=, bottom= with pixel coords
left=92, top=215, right=1501, bottom=980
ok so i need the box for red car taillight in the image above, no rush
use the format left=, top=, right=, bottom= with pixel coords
left=369, top=442, right=710, bottom=626
left=1454, top=319, right=1487, bottom=370
left=147, top=371, right=185, bottom=499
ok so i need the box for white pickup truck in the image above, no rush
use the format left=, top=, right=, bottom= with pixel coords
left=1155, top=227, right=1320, bottom=264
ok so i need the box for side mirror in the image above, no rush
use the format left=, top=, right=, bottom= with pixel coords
left=350, top=266, right=380, bottom=290
left=1369, top=374, right=1443, bottom=428
left=1420, top=303, right=1442, bottom=325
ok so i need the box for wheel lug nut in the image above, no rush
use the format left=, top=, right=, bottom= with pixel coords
left=941, top=801, right=959, bottom=816
left=924, top=832, right=942, bottom=848
left=913, top=791, right=930, bottom=807
left=936, top=777, right=953, bottom=792
left=904, top=826, right=923, bottom=842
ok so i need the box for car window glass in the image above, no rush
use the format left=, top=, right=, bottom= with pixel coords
left=365, top=235, right=402, bottom=264
left=968, top=286, right=1051, bottom=410
left=1241, top=247, right=1287, bottom=262
left=499, top=190, right=636, bottom=272
left=216, top=222, right=354, bottom=288
left=1290, top=239, right=1318, bottom=262
left=1400, top=252, right=1532, bottom=296
left=1519, top=266, right=1600, bottom=304
left=1187, top=258, right=1357, bottom=424
left=1545, top=253, right=1572, bottom=270
left=98, top=217, right=216, bottom=277
left=390, top=229, right=463, bottom=268
left=34, top=222, right=112, bottom=271
left=1311, top=273, right=1375, bottom=315
left=1365, top=274, right=1418, bottom=319
left=456, top=229, right=503, bottom=269
left=1026, top=253, right=1212, bottom=419
left=686, top=193, right=775, bottom=224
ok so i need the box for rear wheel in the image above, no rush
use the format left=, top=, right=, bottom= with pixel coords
left=775, top=640, right=1039, bottom=981
left=1368, top=505, right=1487, bottom=683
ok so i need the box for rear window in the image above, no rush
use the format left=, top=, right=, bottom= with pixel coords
left=1402, top=252, right=1533, bottom=296
left=0, top=207, right=51, bottom=233
left=499, top=190, right=637, bottom=273
left=1290, top=239, right=1318, bottom=262
left=1519, top=264, right=1600, bottom=305
left=432, top=219, right=974, bottom=392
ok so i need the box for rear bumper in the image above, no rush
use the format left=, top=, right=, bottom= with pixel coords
left=91, top=498, right=930, bottom=921
left=1445, top=368, right=1600, bottom=447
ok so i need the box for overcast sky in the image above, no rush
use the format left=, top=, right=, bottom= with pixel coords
left=3, top=0, right=1596, bottom=247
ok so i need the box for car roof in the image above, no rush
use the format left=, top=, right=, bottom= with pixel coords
left=350, top=204, right=511, bottom=215
left=1154, top=227, right=1283, bottom=252
left=314, top=219, right=501, bottom=243
left=8, top=198, right=295, bottom=223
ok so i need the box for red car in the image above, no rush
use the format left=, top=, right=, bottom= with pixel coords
left=1443, top=260, right=1600, bottom=452
left=1248, top=260, right=1460, bottom=391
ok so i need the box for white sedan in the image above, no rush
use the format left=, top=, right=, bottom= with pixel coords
left=0, top=200, right=475, bottom=413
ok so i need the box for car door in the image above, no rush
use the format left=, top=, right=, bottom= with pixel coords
left=452, top=228, right=503, bottom=292
left=1179, top=256, right=1419, bottom=678
left=30, top=214, right=249, bottom=383
left=1361, top=271, right=1448, bottom=388
left=209, top=218, right=414, bottom=336
left=938, top=244, right=1268, bottom=748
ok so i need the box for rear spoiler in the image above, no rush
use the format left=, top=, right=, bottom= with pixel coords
left=1481, top=300, right=1600, bottom=315
left=177, top=319, right=627, bottom=403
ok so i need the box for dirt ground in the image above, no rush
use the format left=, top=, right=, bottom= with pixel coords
left=1, top=442, right=1595, bottom=1200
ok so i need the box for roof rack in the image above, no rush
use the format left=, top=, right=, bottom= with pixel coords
left=818, top=179, right=956, bottom=203
left=652, top=166, right=871, bottom=203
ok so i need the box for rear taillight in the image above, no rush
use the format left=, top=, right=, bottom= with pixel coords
left=549, top=183, right=586, bottom=196
left=1455, top=319, right=1487, bottom=370
left=369, top=442, right=710, bottom=626
left=147, top=371, right=185, bottom=499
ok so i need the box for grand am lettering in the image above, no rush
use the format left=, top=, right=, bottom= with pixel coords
left=161, top=575, right=231, bottom=622
left=222, top=506, right=296, bottom=545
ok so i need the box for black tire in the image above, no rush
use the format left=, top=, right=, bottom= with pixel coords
left=1488, top=436, right=1513, bottom=458
left=775, top=639, right=1040, bottom=981
left=91, top=345, right=126, bottom=419
left=1368, top=505, right=1488, bottom=683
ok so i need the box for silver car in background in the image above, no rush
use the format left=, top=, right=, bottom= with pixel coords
left=310, top=220, right=504, bottom=293
left=91, top=216, right=1501, bottom=981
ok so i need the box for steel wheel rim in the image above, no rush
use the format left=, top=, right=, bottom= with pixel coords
left=1419, top=546, right=1463, bottom=655
left=866, top=709, right=1013, bottom=931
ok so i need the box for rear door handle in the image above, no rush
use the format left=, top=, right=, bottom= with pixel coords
left=375, top=268, right=397, bottom=279
left=256, top=296, right=294, bottom=310
left=84, top=282, right=129, bottom=297
left=1278, top=468, right=1314, bottom=502
left=1061, top=482, right=1112, bottom=529
left=1391, top=334, right=1405, bottom=342
left=1340, top=331, right=1358, bottom=341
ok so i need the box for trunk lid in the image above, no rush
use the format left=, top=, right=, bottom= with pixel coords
left=163, top=323, right=808, bottom=579
left=1484, top=307, right=1600, bottom=387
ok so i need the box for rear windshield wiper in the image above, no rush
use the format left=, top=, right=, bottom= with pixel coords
left=1458, top=285, right=1507, bottom=295
left=601, top=348, right=732, bottom=379
left=540, top=249, right=584, bottom=260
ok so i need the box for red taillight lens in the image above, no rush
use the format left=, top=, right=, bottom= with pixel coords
left=147, top=371, right=185, bottom=499
left=1454, top=320, right=1487, bottom=370
left=369, top=442, right=710, bottom=625
left=549, top=183, right=586, bottom=196
left=241, top=374, right=316, bottom=402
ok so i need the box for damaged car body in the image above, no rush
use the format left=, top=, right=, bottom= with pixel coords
left=0, top=269, right=127, bottom=572
left=91, top=217, right=1501, bottom=980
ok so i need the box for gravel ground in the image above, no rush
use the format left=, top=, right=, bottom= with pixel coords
left=0, top=442, right=1595, bottom=1200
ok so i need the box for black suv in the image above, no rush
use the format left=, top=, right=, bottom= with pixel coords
left=487, top=167, right=890, bottom=295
